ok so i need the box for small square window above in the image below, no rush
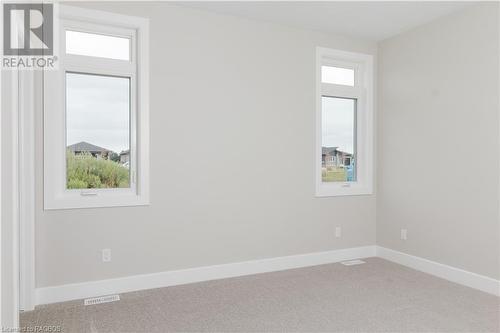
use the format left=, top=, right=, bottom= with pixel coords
left=65, top=30, right=130, bottom=61
left=321, top=66, right=355, bottom=86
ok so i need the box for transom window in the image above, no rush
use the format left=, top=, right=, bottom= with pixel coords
left=316, top=47, right=373, bottom=197
left=65, top=30, right=131, bottom=61
left=44, top=6, right=150, bottom=209
left=321, top=66, right=355, bottom=86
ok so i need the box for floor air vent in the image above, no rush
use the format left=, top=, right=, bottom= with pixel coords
left=84, top=294, right=120, bottom=306
left=341, top=259, right=366, bottom=266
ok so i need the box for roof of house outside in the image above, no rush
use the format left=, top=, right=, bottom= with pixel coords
left=322, top=146, right=353, bottom=156
left=119, top=149, right=130, bottom=156
left=67, top=141, right=111, bottom=153
left=322, top=147, right=338, bottom=155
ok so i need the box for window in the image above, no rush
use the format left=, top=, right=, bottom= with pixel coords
left=316, top=47, right=373, bottom=197
left=65, top=73, right=131, bottom=189
left=322, top=96, right=356, bottom=182
left=65, top=30, right=131, bottom=60
left=321, top=66, right=355, bottom=86
left=44, top=6, right=149, bottom=209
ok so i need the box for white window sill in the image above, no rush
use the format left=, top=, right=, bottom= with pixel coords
left=44, top=189, right=149, bottom=210
left=315, top=183, right=373, bottom=197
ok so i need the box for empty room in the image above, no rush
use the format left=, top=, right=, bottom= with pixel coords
left=1, top=1, right=499, bottom=332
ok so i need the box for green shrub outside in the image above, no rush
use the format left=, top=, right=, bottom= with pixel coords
left=322, top=167, right=347, bottom=182
left=66, top=151, right=130, bottom=189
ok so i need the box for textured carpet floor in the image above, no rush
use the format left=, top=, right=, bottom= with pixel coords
left=21, top=258, right=500, bottom=332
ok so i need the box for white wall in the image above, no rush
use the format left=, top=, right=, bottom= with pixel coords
left=35, top=3, right=377, bottom=288
left=1, top=72, right=19, bottom=328
left=377, top=3, right=499, bottom=279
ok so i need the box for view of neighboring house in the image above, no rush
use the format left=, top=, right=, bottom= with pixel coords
left=322, top=147, right=353, bottom=168
left=119, top=149, right=130, bottom=164
left=67, top=141, right=111, bottom=159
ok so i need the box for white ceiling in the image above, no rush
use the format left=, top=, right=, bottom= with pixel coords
left=175, top=1, right=473, bottom=42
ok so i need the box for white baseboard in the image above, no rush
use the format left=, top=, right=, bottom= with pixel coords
left=36, top=245, right=376, bottom=305
left=36, top=245, right=500, bottom=306
left=377, top=246, right=500, bottom=297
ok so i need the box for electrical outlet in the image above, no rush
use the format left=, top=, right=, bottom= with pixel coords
left=335, top=226, right=342, bottom=238
left=400, top=229, right=408, bottom=241
left=102, top=248, right=111, bottom=262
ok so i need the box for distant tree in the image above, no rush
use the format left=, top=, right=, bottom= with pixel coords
left=109, top=152, right=120, bottom=163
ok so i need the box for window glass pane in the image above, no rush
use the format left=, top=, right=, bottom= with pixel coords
left=66, top=30, right=130, bottom=61
left=321, top=66, right=355, bottom=86
left=321, top=96, right=356, bottom=182
left=66, top=73, right=131, bottom=189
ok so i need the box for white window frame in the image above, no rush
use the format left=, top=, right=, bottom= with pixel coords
left=315, top=47, right=374, bottom=197
left=44, top=6, right=149, bottom=209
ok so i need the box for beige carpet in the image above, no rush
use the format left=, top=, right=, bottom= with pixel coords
left=21, top=258, right=500, bottom=332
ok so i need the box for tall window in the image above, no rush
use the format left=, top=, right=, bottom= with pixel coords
left=44, top=6, right=149, bottom=209
left=316, top=48, right=373, bottom=197
left=65, top=73, right=131, bottom=189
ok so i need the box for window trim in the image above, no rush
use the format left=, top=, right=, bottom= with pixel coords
left=44, top=5, right=149, bottom=210
left=315, top=47, right=374, bottom=197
